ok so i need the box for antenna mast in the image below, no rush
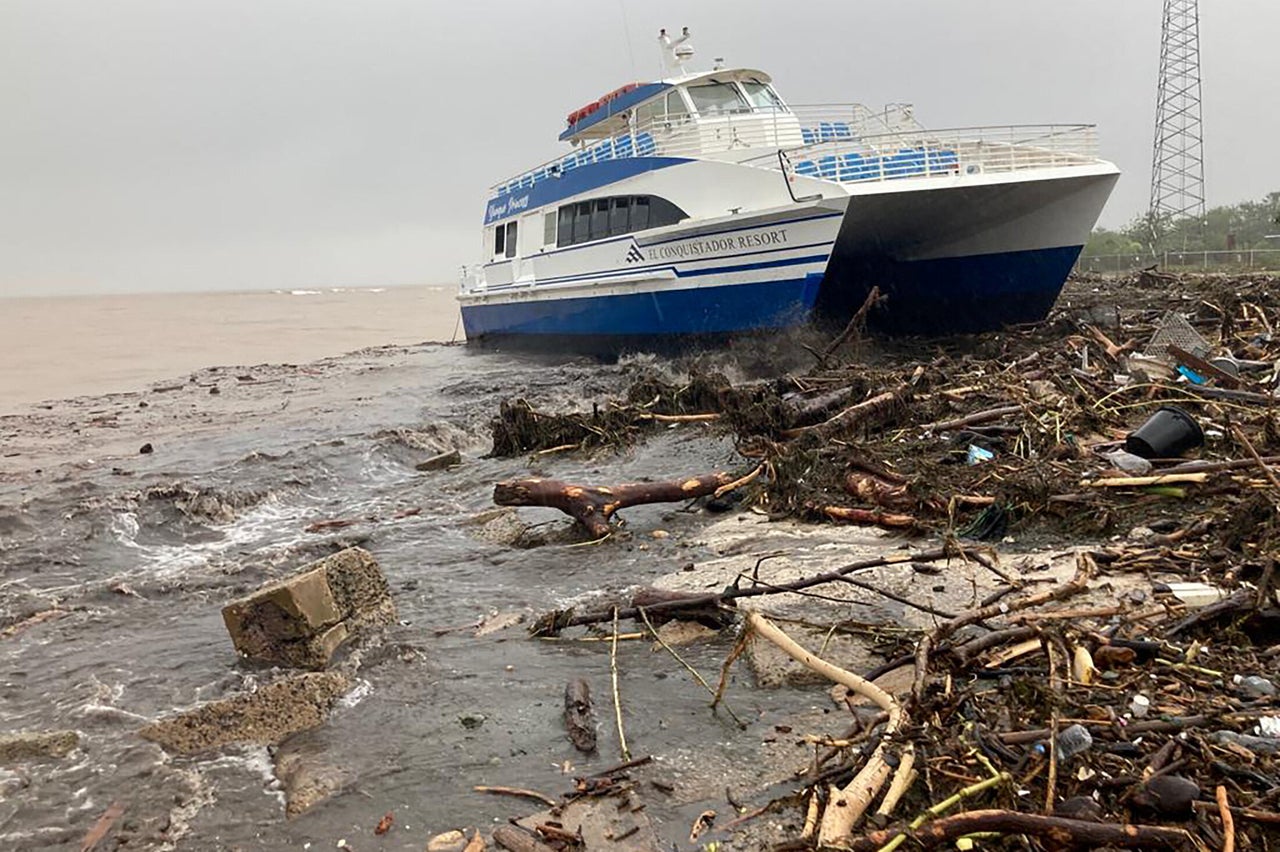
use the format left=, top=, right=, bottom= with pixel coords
left=1149, top=0, right=1205, bottom=231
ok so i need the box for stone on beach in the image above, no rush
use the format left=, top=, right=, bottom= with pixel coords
left=221, top=546, right=396, bottom=669
left=0, top=730, right=80, bottom=762
left=139, top=671, right=351, bottom=755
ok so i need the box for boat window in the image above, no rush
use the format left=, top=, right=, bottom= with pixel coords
left=648, top=196, right=684, bottom=229
left=609, top=197, right=630, bottom=234
left=590, top=200, right=610, bottom=240
left=741, top=79, right=786, bottom=111
left=665, top=90, right=690, bottom=120
left=558, top=206, right=575, bottom=245
left=493, top=225, right=505, bottom=256
left=687, top=81, right=750, bottom=116
left=504, top=221, right=517, bottom=259
left=631, top=197, right=650, bottom=231
left=572, top=201, right=591, bottom=244
left=634, top=99, right=660, bottom=127
left=553, top=195, right=687, bottom=247
left=543, top=211, right=557, bottom=246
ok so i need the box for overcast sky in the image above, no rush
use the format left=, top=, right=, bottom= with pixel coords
left=3, top=1, right=1277, bottom=297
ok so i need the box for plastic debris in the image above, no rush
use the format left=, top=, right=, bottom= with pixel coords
left=1055, top=724, right=1093, bottom=762
left=1233, top=674, right=1277, bottom=698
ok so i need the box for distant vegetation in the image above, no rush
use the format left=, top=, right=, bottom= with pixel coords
left=1084, top=191, right=1280, bottom=257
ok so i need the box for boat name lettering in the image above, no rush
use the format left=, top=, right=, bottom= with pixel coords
left=647, top=229, right=788, bottom=260
left=486, top=194, right=530, bottom=222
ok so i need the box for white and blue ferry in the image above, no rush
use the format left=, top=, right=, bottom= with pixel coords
left=459, top=29, right=1119, bottom=348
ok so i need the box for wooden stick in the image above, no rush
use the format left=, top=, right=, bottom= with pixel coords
left=1217, top=786, right=1235, bottom=852
left=637, top=607, right=747, bottom=728
left=610, top=608, right=630, bottom=762
left=1232, top=425, right=1280, bottom=494
left=473, top=785, right=559, bottom=807
left=713, top=462, right=764, bottom=498
left=745, top=612, right=909, bottom=847
left=853, top=809, right=1193, bottom=851
left=921, top=405, right=1022, bottom=434
left=1084, top=472, right=1209, bottom=488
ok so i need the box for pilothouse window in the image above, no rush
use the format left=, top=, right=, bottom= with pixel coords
left=504, top=221, right=517, bottom=259
left=687, top=81, right=750, bottom=116
left=741, top=79, right=786, bottom=111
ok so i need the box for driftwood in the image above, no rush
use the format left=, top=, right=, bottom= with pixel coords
left=817, top=504, right=917, bottom=529
left=492, top=824, right=559, bottom=852
left=530, top=548, right=953, bottom=635
left=747, top=612, right=910, bottom=847
left=563, top=678, right=597, bottom=753
left=780, top=386, right=909, bottom=440
left=630, top=587, right=735, bottom=630
left=848, top=809, right=1193, bottom=850
left=493, top=472, right=739, bottom=538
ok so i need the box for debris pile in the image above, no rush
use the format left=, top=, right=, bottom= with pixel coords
left=485, top=272, right=1280, bottom=850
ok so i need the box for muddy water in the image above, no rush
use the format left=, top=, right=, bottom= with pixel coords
left=0, top=342, right=826, bottom=850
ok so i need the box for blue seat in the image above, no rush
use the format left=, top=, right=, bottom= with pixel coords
left=793, top=159, right=818, bottom=177
left=594, top=139, right=614, bottom=161
left=817, top=155, right=839, bottom=179
left=818, top=122, right=835, bottom=142
left=636, top=132, right=656, bottom=156
left=926, top=148, right=959, bottom=172
left=560, top=153, right=579, bottom=172
left=615, top=134, right=634, bottom=158
left=838, top=153, right=866, bottom=181
left=832, top=121, right=853, bottom=140
left=801, top=127, right=817, bottom=145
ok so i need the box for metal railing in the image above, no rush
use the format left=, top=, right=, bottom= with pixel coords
left=489, top=103, right=1102, bottom=197
left=1076, top=249, right=1280, bottom=275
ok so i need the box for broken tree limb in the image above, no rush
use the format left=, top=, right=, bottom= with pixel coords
left=1084, top=472, right=1209, bottom=488
left=493, top=471, right=739, bottom=538
left=563, top=678, right=597, bottom=753
left=816, top=505, right=918, bottom=529
left=817, top=285, right=883, bottom=366
left=848, top=809, right=1193, bottom=851
left=746, top=612, right=910, bottom=848
left=530, top=547, right=954, bottom=636
left=911, top=551, right=1095, bottom=699
left=781, top=386, right=909, bottom=440
left=921, top=405, right=1022, bottom=434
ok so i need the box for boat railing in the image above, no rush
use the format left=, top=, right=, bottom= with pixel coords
left=487, top=105, right=1100, bottom=198
left=752, top=122, right=1101, bottom=184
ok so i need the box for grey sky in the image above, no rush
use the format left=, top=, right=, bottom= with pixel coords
left=2, top=1, right=1276, bottom=297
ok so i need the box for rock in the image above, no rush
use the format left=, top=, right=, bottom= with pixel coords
left=139, top=443, right=153, bottom=454
left=221, top=546, right=396, bottom=669
left=426, top=830, right=467, bottom=852
left=139, top=671, right=350, bottom=755
left=415, top=449, right=462, bottom=471
left=0, top=730, right=80, bottom=762
left=1132, top=774, right=1200, bottom=817
left=654, top=620, right=717, bottom=647
left=273, top=741, right=349, bottom=819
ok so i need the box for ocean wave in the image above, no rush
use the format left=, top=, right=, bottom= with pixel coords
left=289, top=289, right=322, bottom=296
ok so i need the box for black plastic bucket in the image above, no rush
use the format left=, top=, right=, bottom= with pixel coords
left=1125, top=406, right=1204, bottom=459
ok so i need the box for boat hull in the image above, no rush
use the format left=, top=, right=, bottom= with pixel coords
left=459, top=164, right=1119, bottom=347
left=816, top=166, right=1119, bottom=334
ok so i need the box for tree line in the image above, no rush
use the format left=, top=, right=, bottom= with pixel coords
left=1085, top=190, right=1280, bottom=257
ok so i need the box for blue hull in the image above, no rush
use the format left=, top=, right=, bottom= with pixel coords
left=817, top=244, right=1085, bottom=335
left=461, top=244, right=1084, bottom=349
left=461, top=274, right=824, bottom=344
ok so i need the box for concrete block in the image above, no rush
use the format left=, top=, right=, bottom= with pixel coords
left=0, top=730, right=79, bottom=762
left=221, top=546, right=395, bottom=668
left=140, top=671, right=350, bottom=755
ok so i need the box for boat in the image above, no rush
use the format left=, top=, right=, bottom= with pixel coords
left=458, top=28, right=1120, bottom=349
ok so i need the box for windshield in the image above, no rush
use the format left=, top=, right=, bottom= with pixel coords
left=687, top=82, right=751, bottom=116
left=741, top=80, right=786, bottom=111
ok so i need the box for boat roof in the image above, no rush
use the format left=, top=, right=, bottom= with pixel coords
left=559, top=68, right=775, bottom=143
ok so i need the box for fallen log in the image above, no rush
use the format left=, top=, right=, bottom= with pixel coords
left=493, top=824, right=559, bottom=852
left=529, top=547, right=955, bottom=636
left=780, top=386, right=908, bottom=440
left=563, top=678, right=597, bottom=753
left=493, top=471, right=739, bottom=538
left=848, top=809, right=1193, bottom=851
left=921, top=405, right=1022, bottom=434
left=816, top=504, right=917, bottom=529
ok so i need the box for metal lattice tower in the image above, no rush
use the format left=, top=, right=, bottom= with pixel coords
left=1149, top=0, right=1205, bottom=226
